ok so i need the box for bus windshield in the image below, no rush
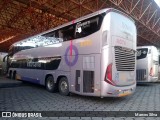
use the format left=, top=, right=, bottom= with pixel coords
left=137, top=48, right=148, bottom=60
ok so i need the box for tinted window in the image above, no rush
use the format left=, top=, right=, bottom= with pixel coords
left=9, top=46, right=35, bottom=55
left=59, top=25, right=75, bottom=41
left=42, top=25, right=76, bottom=43
left=10, top=61, right=19, bottom=68
left=43, top=57, right=61, bottom=70
left=75, top=14, right=104, bottom=38
left=41, top=13, right=105, bottom=43
left=137, top=48, right=148, bottom=60
left=42, top=30, right=63, bottom=44
left=11, top=56, right=61, bottom=70
left=153, top=60, right=159, bottom=65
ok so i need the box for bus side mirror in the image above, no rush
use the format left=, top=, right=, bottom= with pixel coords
left=3, top=55, right=8, bottom=62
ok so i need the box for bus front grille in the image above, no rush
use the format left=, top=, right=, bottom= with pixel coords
left=136, top=69, right=146, bottom=81
left=115, top=46, right=135, bottom=71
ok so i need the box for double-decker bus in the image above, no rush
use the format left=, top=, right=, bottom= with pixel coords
left=136, top=46, right=159, bottom=82
left=7, top=8, right=137, bottom=97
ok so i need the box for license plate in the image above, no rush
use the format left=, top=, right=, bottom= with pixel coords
left=118, top=90, right=131, bottom=97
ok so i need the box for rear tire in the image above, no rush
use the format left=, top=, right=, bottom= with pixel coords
left=12, top=71, right=16, bottom=80
left=46, top=76, right=56, bottom=92
left=9, top=71, right=12, bottom=79
left=58, top=77, right=69, bottom=96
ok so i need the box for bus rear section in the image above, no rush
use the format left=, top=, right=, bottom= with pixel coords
left=101, top=10, right=137, bottom=97
left=136, top=46, right=159, bottom=82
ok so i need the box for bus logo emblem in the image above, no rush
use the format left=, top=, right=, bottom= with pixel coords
left=65, top=45, right=79, bottom=66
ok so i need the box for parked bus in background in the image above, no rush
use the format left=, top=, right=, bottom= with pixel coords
left=7, top=8, right=137, bottom=97
left=136, top=46, right=159, bottom=82
left=0, top=52, right=8, bottom=75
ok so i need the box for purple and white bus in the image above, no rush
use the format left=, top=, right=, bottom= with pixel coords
left=7, top=8, right=137, bottom=97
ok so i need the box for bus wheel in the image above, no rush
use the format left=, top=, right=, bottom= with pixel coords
left=58, top=77, right=69, bottom=96
left=12, top=71, right=16, bottom=80
left=46, top=76, right=56, bottom=92
left=9, top=71, right=12, bottom=79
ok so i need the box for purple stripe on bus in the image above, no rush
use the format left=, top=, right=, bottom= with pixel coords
left=21, top=77, right=40, bottom=84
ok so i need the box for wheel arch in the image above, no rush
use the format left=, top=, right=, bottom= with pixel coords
left=56, top=75, right=68, bottom=86
left=12, top=70, right=17, bottom=79
left=8, top=70, right=12, bottom=78
left=45, top=74, right=54, bottom=85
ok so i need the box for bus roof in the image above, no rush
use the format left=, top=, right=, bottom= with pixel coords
left=137, top=46, right=157, bottom=49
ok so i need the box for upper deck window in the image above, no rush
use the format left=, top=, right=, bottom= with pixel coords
left=42, top=24, right=76, bottom=42
left=75, top=14, right=104, bottom=38
left=42, top=13, right=105, bottom=42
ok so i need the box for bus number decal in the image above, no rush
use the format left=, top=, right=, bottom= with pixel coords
left=80, top=40, right=92, bottom=47
left=65, top=45, right=79, bottom=66
left=27, top=62, right=41, bottom=68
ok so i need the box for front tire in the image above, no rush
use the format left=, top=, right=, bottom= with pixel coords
left=9, top=71, right=12, bottom=79
left=46, top=76, right=56, bottom=92
left=58, top=77, right=69, bottom=96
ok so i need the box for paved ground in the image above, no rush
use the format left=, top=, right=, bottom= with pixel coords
left=0, top=76, right=160, bottom=120
left=0, top=76, right=22, bottom=88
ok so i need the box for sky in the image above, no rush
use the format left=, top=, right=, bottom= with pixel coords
left=154, top=0, right=160, bottom=7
